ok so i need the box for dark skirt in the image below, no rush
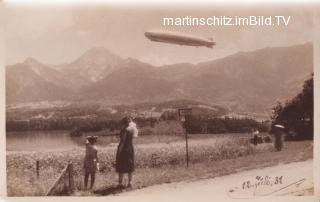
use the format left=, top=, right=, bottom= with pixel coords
left=84, top=157, right=97, bottom=173
left=116, top=146, right=134, bottom=173
left=274, top=134, right=283, bottom=151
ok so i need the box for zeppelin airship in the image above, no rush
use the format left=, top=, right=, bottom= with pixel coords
left=144, top=30, right=216, bottom=48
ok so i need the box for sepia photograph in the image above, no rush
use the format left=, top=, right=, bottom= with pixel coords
left=2, top=2, right=316, bottom=200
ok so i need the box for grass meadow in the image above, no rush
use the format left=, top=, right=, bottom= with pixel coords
left=6, top=133, right=313, bottom=196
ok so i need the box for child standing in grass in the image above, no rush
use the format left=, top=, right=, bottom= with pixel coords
left=83, top=136, right=99, bottom=190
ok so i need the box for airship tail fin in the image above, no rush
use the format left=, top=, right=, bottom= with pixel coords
left=206, top=42, right=216, bottom=48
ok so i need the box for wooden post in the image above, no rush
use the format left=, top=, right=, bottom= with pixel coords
left=178, top=108, right=192, bottom=168
left=68, top=162, right=74, bottom=193
left=185, top=127, right=189, bottom=168
left=36, top=160, right=39, bottom=178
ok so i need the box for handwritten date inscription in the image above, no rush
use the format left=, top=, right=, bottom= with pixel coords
left=228, top=174, right=306, bottom=199
left=242, top=176, right=283, bottom=190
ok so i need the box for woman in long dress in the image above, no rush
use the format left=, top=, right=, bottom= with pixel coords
left=116, top=117, right=138, bottom=188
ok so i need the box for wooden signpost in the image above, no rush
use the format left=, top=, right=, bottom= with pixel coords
left=178, top=108, right=192, bottom=168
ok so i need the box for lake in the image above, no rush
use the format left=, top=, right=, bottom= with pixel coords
left=7, top=131, right=80, bottom=151
left=6, top=130, right=180, bottom=151
left=7, top=130, right=124, bottom=151
left=6, top=130, right=255, bottom=152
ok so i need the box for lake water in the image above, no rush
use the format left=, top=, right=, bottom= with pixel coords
left=6, top=131, right=121, bottom=151
left=6, top=131, right=80, bottom=151
left=6, top=131, right=254, bottom=152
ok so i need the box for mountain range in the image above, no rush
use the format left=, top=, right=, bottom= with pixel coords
left=6, top=43, right=313, bottom=116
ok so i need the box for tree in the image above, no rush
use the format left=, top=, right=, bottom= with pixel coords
left=271, top=74, right=313, bottom=140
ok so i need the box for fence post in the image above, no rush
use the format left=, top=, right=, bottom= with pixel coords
left=68, top=162, right=74, bottom=194
left=36, top=160, right=39, bottom=178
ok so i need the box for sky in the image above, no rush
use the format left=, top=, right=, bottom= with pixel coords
left=3, top=4, right=315, bottom=66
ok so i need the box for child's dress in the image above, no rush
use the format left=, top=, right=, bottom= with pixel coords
left=84, top=143, right=98, bottom=173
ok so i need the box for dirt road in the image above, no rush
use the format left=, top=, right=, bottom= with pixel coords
left=116, top=160, right=313, bottom=201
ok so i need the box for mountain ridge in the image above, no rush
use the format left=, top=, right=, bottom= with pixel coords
left=6, top=43, right=313, bottom=116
